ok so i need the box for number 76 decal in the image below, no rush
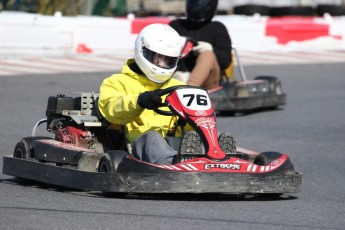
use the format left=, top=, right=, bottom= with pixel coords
left=176, top=88, right=211, bottom=110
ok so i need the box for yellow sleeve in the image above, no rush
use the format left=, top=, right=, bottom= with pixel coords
left=98, top=74, right=143, bottom=125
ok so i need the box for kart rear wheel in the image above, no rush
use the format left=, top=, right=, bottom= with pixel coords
left=13, top=137, right=51, bottom=182
left=98, top=150, right=128, bottom=174
left=13, top=136, right=51, bottom=159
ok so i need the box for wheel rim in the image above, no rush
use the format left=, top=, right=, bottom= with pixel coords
left=99, top=161, right=109, bottom=173
left=14, top=148, right=24, bottom=159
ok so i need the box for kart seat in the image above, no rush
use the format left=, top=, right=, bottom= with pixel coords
left=91, top=94, right=133, bottom=154
left=222, top=46, right=247, bottom=83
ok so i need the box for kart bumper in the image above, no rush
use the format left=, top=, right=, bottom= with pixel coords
left=3, top=156, right=301, bottom=194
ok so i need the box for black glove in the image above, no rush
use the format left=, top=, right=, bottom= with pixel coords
left=138, top=90, right=162, bottom=110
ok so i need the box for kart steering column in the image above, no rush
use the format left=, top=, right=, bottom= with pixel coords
left=189, top=115, right=227, bottom=160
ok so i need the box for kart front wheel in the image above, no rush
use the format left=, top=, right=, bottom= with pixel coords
left=98, top=150, right=128, bottom=174
left=254, top=151, right=285, bottom=198
left=253, top=151, right=282, bottom=165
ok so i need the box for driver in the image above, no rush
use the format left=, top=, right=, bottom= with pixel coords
left=169, top=0, right=232, bottom=90
left=98, top=23, right=191, bottom=164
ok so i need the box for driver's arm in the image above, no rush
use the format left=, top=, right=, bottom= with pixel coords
left=211, top=22, right=232, bottom=70
left=98, top=74, right=144, bottom=125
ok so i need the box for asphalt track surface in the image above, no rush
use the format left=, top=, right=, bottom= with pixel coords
left=0, top=63, right=344, bottom=230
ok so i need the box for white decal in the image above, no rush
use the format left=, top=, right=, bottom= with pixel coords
left=159, top=165, right=174, bottom=170
left=180, top=165, right=194, bottom=171
left=186, top=164, right=199, bottom=170
left=247, top=164, right=257, bottom=172
left=176, top=88, right=211, bottom=110
left=234, top=159, right=248, bottom=164
left=170, top=165, right=182, bottom=171
left=252, top=165, right=257, bottom=172
left=195, top=110, right=207, bottom=116
left=205, top=164, right=241, bottom=170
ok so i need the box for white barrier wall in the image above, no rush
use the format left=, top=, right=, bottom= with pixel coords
left=0, top=11, right=344, bottom=57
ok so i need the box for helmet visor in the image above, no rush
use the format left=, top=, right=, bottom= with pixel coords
left=143, top=47, right=179, bottom=70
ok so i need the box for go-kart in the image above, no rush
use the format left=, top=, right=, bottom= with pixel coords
left=2, top=86, right=301, bottom=195
left=179, top=37, right=286, bottom=115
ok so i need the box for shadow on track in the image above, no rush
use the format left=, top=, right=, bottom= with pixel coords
left=216, top=107, right=284, bottom=117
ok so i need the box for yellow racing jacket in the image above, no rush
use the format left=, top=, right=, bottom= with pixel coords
left=98, top=59, right=187, bottom=143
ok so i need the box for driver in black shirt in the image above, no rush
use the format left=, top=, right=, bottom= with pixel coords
left=169, top=0, right=232, bottom=90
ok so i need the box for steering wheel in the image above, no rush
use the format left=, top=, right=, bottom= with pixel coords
left=153, top=85, right=201, bottom=116
left=153, top=86, right=177, bottom=116
left=180, top=36, right=198, bottom=59
left=184, top=36, right=198, bottom=46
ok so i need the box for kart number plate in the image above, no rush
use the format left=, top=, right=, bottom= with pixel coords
left=176, top=88, right=211, bottom=111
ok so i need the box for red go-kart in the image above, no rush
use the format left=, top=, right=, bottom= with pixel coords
left=2, top=86, right=301, bottom=196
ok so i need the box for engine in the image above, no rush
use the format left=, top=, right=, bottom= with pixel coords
left=55, top=126, right=92, bottom=149
left=44, top=94, right=108, bottom=153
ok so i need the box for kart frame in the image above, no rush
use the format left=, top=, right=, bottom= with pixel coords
left=2, top=86, right=301, bottom=196
left=208, top=47, right=286, bottom=114
left=3, top=156, right=301, bottom=194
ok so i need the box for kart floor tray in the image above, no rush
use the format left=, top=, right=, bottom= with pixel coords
left=3, top=156, right=302, bottom=194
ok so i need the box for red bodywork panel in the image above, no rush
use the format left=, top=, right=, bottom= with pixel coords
left=166, top=87, right=227, bottom=160
left=128, top=153, right=289, bottom=173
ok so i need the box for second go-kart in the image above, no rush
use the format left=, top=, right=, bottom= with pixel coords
left=2, top=85, right=301, bottom=195
left=179, top=37, right=286, bottom=115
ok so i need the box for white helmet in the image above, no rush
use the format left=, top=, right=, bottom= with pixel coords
left=134, top=23, right=182, bottom=84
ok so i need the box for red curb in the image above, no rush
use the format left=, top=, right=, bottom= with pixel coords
left=130, top=17, right=172, bottom=34
left=266, top=16, right=331, bottom=44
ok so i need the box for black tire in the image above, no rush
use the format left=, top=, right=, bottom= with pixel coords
left=98, top=150, right=128, bottom=196
left=254, top=151, right=292, bottom=198
left=13, top=136, right=51, bottom=159
left=98, top=150, right=128, bottom=173
left=254, top=151, right=282, bottom=165
left=255, top=76, right=281, bottom=94
left=233, top=4, right=271, bottom=16
left=316, top=4, right=345, bottom=16
left=255, top=151, right=296, bottom=173
left=270, top=6, right=314, bottom=17
left=218, top=133, right=236, bottom=154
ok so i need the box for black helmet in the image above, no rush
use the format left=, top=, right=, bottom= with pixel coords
left=186, top=0, right=218, bottom=23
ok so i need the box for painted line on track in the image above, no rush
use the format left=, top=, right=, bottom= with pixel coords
left=1, top=51, right=345, bottom=76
